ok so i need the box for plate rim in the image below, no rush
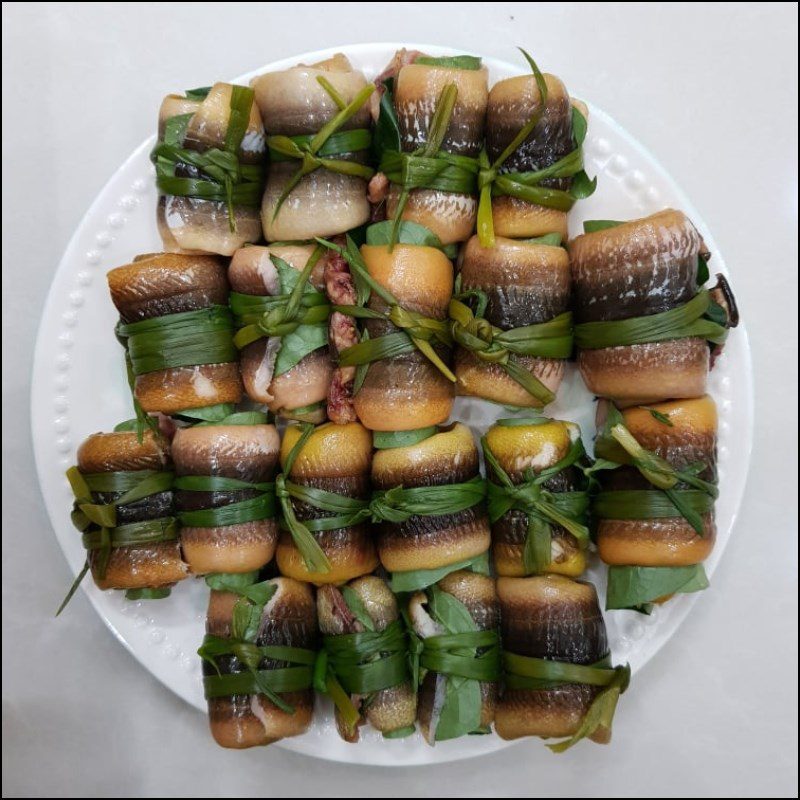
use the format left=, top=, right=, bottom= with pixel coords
left=31, top=41, right=754, bottom=766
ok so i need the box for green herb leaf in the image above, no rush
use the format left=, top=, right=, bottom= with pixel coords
left=341, top=586, right=376, bottom=632
left=185, top=86, right=212, bottom=100
left=645, top=408, right=674, bottom=427
left=697, top=253, right=710, bottom=285
left=390, top=551, right=490, bottom=594
left=605, top=564, right=709, bottom=611
left=583, top=219, right=624, bottom=233
left=373, top=427, right=438, bottom=450
left=414, top=55, right=483, bottom=70
left=366, top=220, right=449, bottom=252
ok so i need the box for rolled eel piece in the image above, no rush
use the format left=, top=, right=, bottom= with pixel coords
left=172, top=416, right=279, bottom=575
left=408, top=571, right=500, bottom=742
left=65, top=430, right=188, bottom=598
left=108, top=253, right=242, bottom=417
left=483, top=417, right=590, bottom=578
left=372, top=424, right=491, bottom=590
left=593, top=397, right=718, bottom=611
left=341, top=241, right=455, bottom=431
left=382, top=54, right=488, bottom=244
left=496, top=575, right=629, bottom=749
left=253, top=54, right=373, bottom=241
left=318, top=576, right=416, bottom=741
left=229, top=244, right=332, bottom=423
left=202, top=576, right=317, bottom=749
left=571, top=210, right=737, bottom=406
left=155, top=83, right=265, bottom=255
left=276, top=422, right=378, bottom=585
left=453, top=235, right=572, bottom=407
left=485, top=70, right=587, bottom=241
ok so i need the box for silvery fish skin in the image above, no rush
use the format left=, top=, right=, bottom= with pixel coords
left=156, top=84, right=265, bottom=256
left=228, top=246, right=331, bottom=420
left=455, top=236, right=570, bottom=407
left=318, top=576, right=416, bottom=741
left=106, top=253, right=242, bottom=414
left=204, top=578, right=316, bottom=749
left=409, top=571, right=499, bottom=744
left=385, top=58, right=488, bottom=244
left=76, top=430, right=187, bottom=591
left=172, top=424, right=280, bottom=575
left=495, top=575, right=611, bottom=742
left=253, top=55, right=371, bottom=240
left=570, top=209, right=710, bottom=406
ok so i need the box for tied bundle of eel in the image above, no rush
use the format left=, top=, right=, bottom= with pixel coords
left=60, top=426, right=187, bottom=611
left=153, top=83, right=265, bottom=255
left=375, top=52, right=488, bottom=245
left=171, top=412, right=279, bottom=576
left=200, top=575, right=317, bottom=748
left=320, top=229, right=455, bottom=430
left=452, top=235, right=572, bottom=407
left=571, top=210, right=739, bottom=406
left=229, top=244, right=332, bottom=423
left=370, top=423, right=490, bottom=592
left=252, top=54, right=374, bottom=241
left=108, top=253, right=242, bottom=421
left=276, top=422, right=378, bottom=584
left=478, top=51, right=593, bottom=245
left=593, top=396, right=719, bottom=611
left=317, top=576, right=416, bottom=741
left=496, top=575, right=630, bottom=750
left=482, top=417, right=590, bottom=578
left=407, top=571, right=500, bottom=742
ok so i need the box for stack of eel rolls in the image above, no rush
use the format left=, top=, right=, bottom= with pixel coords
left=482, top=417, right=590, bottom=578
left=593, top=396, right=719, bottom=611
left=171, top=413, right=280, bottom=576
left=407, top=571, right=501, bottom=742
left=378, top=51, right=489, bottom=245
left=252, top=54, right=374, bottom=242
left=228, top=244, right=332, bottom=423
left=63, top=428, right=187, bottom=606
left=276, top=422, right=378, bottom=585
left=452, top=235, right=572, bottom=407
left=323, top=230, right=456, bottom=430
left=108, top=253, right=242, bottom=420
left=496, top=575, right=629, bottom=749
left=317, top=576, right=417, bottom=741
left=571, top=210, right=738, bottom=406
left=154, top=83, right=265, bottom=255
left=371, top=423, right=490, bottom=591
left=201, top=575, right=317, bottom=748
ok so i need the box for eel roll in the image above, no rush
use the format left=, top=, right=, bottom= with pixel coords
left=154, top=83, right=265, bottom=255
left=407, top=571, right=500, bottom=742
left=317, top=576, right=416, bottom=741
left=483, top=63, right=591, bottom=242
left=453, top=235, right=572, bottom=407
left=108, top=253, right=242, bottom=419
left=276, top=422, right=378, bottom=584
left=482, top=417, right=590, bottom=578
left=571, top=210, right=738, bottom=406
left=253, top=54, right=373, bottom=241
left=371, top=423, right=490, bottom=591
left=496, top=575, right=629, bottom=749
left=229, top=244, right=332, bottom=423
left=379, top=53, right=488, bottom=245
left=61, top=428, right=187, bottom=606
left=323, top=234, right=455, bottom=431
left=172, top=414, right=279, bottom=575
left=593, top=396, right=718, bottom=611
left=201, top=575, right=317, bottom=748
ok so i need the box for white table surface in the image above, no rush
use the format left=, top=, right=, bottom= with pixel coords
left=2, top=3, right=797, bottom=797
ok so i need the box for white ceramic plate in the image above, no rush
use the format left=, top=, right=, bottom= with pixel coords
left=32, top=43, right=753, bottom=766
